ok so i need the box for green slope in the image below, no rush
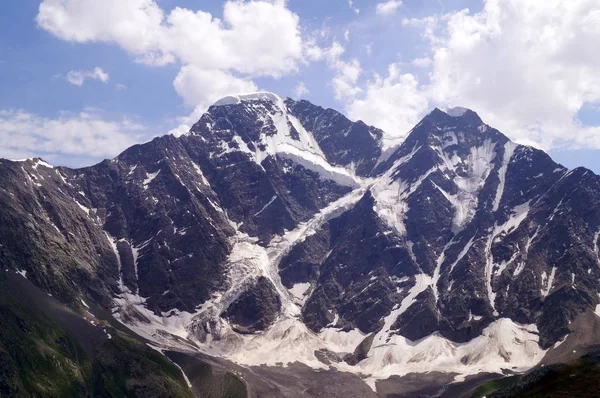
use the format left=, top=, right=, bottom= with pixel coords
left=470, top=350, right=600, bottom=398
left=0, top=271, right=194, bottom=397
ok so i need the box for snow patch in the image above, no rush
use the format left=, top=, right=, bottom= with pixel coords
left=191, top=163, right=209, bottom=186
left=213, top=92, right=281, bottom=107
left=486, top=202, right=531, bottom=315
left=553, top=335, right=568, bottom=349
left=493, top=141, right=517, bottom=212
left=370, top=146, right=430, bottom=236
left=32, top=158, right=54, bottom=169
left=434, top=139, right=497, bottom=233
left=74, top=199, right=92, bottom=216
left=128, top=164, right=138, bottom=176
left=370, top=273, right=434, bottom=352
left=289, top=282, right=311, bottom=304
left=594, top=229, right=600, bottom=266
left=143, top=170, right=161, bottom=189
left=131, top=245, right=140, bottom=285
left=254, top=195, right=277, bottom=217
left=541, top=267, right=557, bottom=297
left=104, top=232, right=124, bottom=290
left=449, top=236, right=476, bottom=273
left=319, top=327, right=366, bottom=353
left=514, top=227, right=540, bottom=277
left=443, top=106, right=469, bottom=117
left=213, top=94, right=362, bottom=187
left=113, top=291, right=198, bottom=343
left=361, top=318, right=544, bottom=389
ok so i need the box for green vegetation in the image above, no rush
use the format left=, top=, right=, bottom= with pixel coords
left=0, top=273, right=194, bottom=397
left=471, top=351, right=600, bottom=398
left=0, top=282, right=88, bottom=396
left=470, top=375, right=520, bottom=398
left=89, top=334, right=194, bottom=398
left=505, top=352, right=600, bottom=398
left=165, top=351, right=248, bottom=398
left=194, top=372, right=246, bottom=398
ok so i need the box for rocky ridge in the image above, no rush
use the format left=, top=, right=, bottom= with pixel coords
left=1, top=92, right=600, bottom=391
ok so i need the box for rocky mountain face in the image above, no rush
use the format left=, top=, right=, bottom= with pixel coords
left=2, top=93, right=600, bottom=394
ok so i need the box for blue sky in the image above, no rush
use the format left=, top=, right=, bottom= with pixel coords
left=0, top=0, right=599, bottom=173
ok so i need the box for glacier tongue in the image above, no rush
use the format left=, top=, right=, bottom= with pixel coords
left=434, top=137, right=497, bottom=233
left=358, top=317, right=545, bottom=390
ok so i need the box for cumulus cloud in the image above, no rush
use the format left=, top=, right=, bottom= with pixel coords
left=37, top=0, right=310, bottom=112
left=423, top=0, right=600, bottom=149
left=338, top=0, right=600, bottom=150
left=36, top=0, right=600, bottom=154
left=347, top=64, right=429, bottom=147
left=323, top=41, right=362, bottom=101
left=66, top=67, right=109, bottom=86
left=376, top=1, right=403, bottom=16
left=0, top=109, right=146, bottom=163
left=411, top=57, right=432, bottom=68
left=293, top=82, right=310, bottom=99
left=168, top=124, right=190, bottom=138
left=173, top=66, right=257, bottom=109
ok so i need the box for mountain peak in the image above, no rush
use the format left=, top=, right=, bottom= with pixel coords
left=442, top=106, right=469, bottom=117
left=212, top=91, right=283, bottom=107
left=421, top=106, right=485, bottom=129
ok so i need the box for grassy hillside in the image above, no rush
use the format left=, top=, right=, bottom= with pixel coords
left=470, top=350, right=600, bottom=398
left=0, top=271, right=194, bottom=397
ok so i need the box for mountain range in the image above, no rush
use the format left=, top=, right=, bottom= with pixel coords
left=2, top=92, right=600, bottom=397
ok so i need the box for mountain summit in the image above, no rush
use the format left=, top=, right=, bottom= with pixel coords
left=1, top=93, right=600, bottom=395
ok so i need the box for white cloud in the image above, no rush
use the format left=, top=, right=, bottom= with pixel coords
left=346, top=64, right=429, bottom=147
left=168, top=124, right=190, bottom=138
left=116, top=83, right=127, bottom=90
left=344, top=29, right=350, bottom=42
left=322, top=44, right=425, bottom=145
left=411, top=57, right=432, bottom=68
left=376, top=0, right=403, bottom=16
left=348, top=0, right=360, bottom=14
left=324, top=42, right=362, bottom=101
left=37, top=0, right=312, bottom=113
left=66, top=67, right=109, bottom=86
left=173, top=66, right=257, bottom=110
left=38, top=0, right=305, bottom=76
left=0, top=109, right=146, bottom=162
left=423, top=0, right=600, bottom=149
left=293, top=82, right=309, bottom=99
left=337, top=0, right=600, bottom=150
left=162, top=2, right=304, bottom=77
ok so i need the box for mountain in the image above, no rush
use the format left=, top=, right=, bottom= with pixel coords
left=1, top=92, right=600, bottom=397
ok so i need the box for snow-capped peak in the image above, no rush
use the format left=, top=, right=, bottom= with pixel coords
left=213, top=91, right=282, bottom=107
left=10, top=157, right=54, bottom=169
left=198, top=92, right=363, bottom=188
left=442, top=106, right=470, bottom=117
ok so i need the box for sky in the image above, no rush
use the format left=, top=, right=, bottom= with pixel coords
left=0, top=0, right=599, bottom=173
